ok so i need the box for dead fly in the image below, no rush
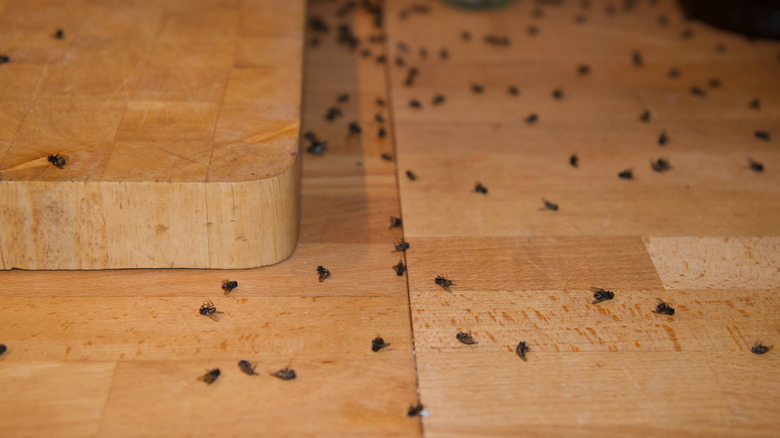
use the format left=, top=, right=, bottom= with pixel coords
left=651, top=158, right=672, bottom=173
left=433, top=94, right=446, bottom=105
left=516, top=342, right=530, bottom=361
left=404, top=67, right=419, bottom=86
left=397, top=41, right=410, bottom=54
left=435, top=275, right=454, bottom=291
left=307, top=141, right=327, bottom=155
left=378, top=127, right=387, bottom=138
left=394, top=240, right=410, bottom=252
left=658, top=131, right=668, bottom=146
left=360, top=49, right=372, bottom=58
left=749, top=98, right=760, bottom=110
left=632, top=50, right=643, bottom=67
left=668, top=68, right=680, bottom=78
left=336, top=93, right=350, bottom=103
left=639, top=110, right=651, bottom=123
left=199, top=299, right=223, bottom=321
left=0, top=344, right=6, bottom=356
left=409, top=99, right=422, bottom=108
left=540, top=198, right=558, bottom=211
left=590, top=287, right=615, bottom=304
left=54, top=29, right=65, bottom=39
left=440, top=48, right=449, bottom=60
left=708, top=78, right=721, bottom=88
left=308, top=16, right=329, bottom=33
left=375, top=113, right=385, bottom=123
left=375, top=54, right=386, bottom=63
left=474, top=182, right=488, bottom=194
left=395, top=56, right=405, bottom=67
left=578, top=64, right=591, bottom=75
left=508, top=86, right=519, bottom=96
left=389, top=216, right=402, bottom=229
left=461, top=30, right=471, bottom=41
left=570, top=154, right=579, bottom=168
left=471, top=83, right=484, bottom=94
left=337, top=24, right=359, bottom=50
left=238, top=360, right=257, bottom=375
left=349, top=122, right=362, bottom=134
left=755, top=131, right=771, bottom=141
left=316, top=265, right=330, bottom=282
left=47, top=154, right=66, bottom=169
left=751, top=341, right=772, bottom=355
left=408, top=403, right=425, bottom=417
left=325, top=106, right=342, bottom=121
left=406, top=170, right=417, bottom=181
left=0, top=55, right=10, bottom=64
left=372, top=337, right=390, bottom=352
left=381, top=153, right=393, bottom=161
left=618, top=168, right=634, bottom=179
left=552, top=88, right=564, bottom=99
left=748, top=158, right=764, bottom=172
left=393, top=260, right=407, bottom=276
left=222, top=280, right=238, bottom=295
left=456, top=331, right=477, bottom=345
left=271, top=366, right=296, bottom=380
left=200, top=368, right=221, bottom=384
left=691, top=86, right=706, bottom=97
left=525, top=113, right=539, bottom=124
left=652, top=299, right=675, bottom=315
left=527, top=25, right=539, bottom=36
left=376, top=98, right=386, bottom=106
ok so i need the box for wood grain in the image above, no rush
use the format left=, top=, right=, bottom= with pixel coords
left=0, top=0, right=304, bottom=269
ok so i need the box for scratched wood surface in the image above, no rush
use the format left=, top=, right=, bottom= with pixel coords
left=384, top=0, right=780, bottom=437
left=0, top=0, right=303, bottom=269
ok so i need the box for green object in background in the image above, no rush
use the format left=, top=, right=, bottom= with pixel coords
left=441, top=0, right=513, bottom=10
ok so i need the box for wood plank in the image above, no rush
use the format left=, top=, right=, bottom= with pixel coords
left=0, top=0, right=304, bottom=269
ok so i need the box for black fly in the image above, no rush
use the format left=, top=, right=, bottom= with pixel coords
left=48, top=154, right=66, bottom=169
left=691, top=86, right=706, bottom=97
left=389, top=216, right=402, bottom=229
left=435, top=275, right=454, bottom=291
left=618, top=168, right=634, bottom=179
left=516, top=342, right=530, bottom=361
left=199, top=299, right=222, bottom=321
left=474, top=182, right=488, bottom=194
left=540, top=198, right=558, bottom=211
left=405, top=170, right=417, bottom=181
left=238, top=360, right=257, bottom=375
left=508, top=86, right=519, bottom=96
left=201, top=368, right=221, bottom=384
left=222, top=280, right=238, bottom=295
left=433, top=94, right=446, bottom=105
left=632, top=50, right=643, bottom=67
left=749, top=98, right=760, bottom=110
left=349, top=122, right=362, bottom=134
left=552, top=88, right=564, bottom=99
left=748, top=158, right=764, bottom=173
left=658, top=131, right=668, bottom=146
left=590, top=287, right=615, bottom=304
left=317, top=266, right=330, bottom=282
left=271, top=366, right=296, bottom=380
left=639, top=110, right=651, bottom=123
left=570, top=154, right=579, bottom=168
left=394, top=240, right=410, bottom=252
left=456, top=331, right=477, bottom=345
left=755, top=131, right=770, bottom=141
left=651, top=158, right=672, bottom=173
left=0, top=344, right=6, bottom=356
left=751, top=341, right=772, bottom=355
left=525, top=113, right=539, bottom=124
left=578, top=64, right=590, bottom=75
left=393, top=260, right=407, bottom=276
left=409, top=99, right=422, bottom=108
left=408, top=403, right=425, bottom=416
left=54, top=29, right=65, bottom=39
left=471, top=83, right=484, bottom=94
left=372, top=337, right=390, bottom=352
left=652, top=299, right=675, bottom=315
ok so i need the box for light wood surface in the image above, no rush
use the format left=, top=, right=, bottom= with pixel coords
left=0, top=0, right=303, bottom=269
left=1, top=0, right=780, bottom=437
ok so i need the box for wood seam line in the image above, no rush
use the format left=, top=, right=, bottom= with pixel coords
left=380, top=2, right=424, bottom=434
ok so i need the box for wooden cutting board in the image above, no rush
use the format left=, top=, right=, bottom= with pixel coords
left=0, top=0, right=303, bottom=269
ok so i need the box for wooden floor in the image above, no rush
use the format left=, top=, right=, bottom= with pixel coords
left=1, top=0, right=780, bottom=436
